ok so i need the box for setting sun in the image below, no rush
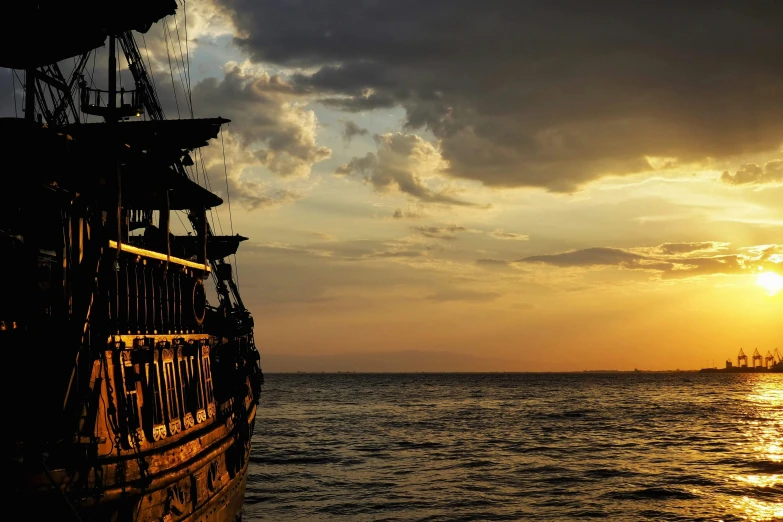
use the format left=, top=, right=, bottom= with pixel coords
left=756, top=271, right=783, bottom=296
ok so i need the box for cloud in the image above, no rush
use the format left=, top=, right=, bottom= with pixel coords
left=215, top=0, right=783, bottom=192
left=413, top=225, right=466, bottom=240
left=720, top=159, right=783, bottom=186
left=334, top=152, right=376, bottom=176
left=341, top=120, right=369, bottom=145
left=152, top=62, right=336, bottom=211
left=243, top=241, right=333, bottom=258
left=476, top=258, right=511, bottom=267
left=392, top=208, right=425, bottom=219
left=489, top=230, right=529, bottom=241
left=517, top=243, right=783, bottom=279
left=181, top=0, right=236, bottom=41
left=740, top=244, right=783, bottom=272
left=656, top=242, right=726, bottom=255
left=425, top=289, right=500, bottom=302
left=520, top=247, right=652, bottom=268
left=741, top=244, right=783, bottom=261
left=192, top=63, right=331, bottom=178
left=334, top=132, right=483, bottom=207
left=475, top=259, right=520, bottom=272
left=319, top=239, right=432, bottom=261
left=371, top=250, right=426, bottom=259
left=197, top=129, right=303, bottom=210
left=663, top=255, right=744, bottom=279
left=246, top=238, right=435, bottom=263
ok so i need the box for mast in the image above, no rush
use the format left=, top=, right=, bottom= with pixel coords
left=108, top=34, right=117, bottom=120
left=114, top=31, right=250, bottom=320
left=25, top=69, right=35, bottom=121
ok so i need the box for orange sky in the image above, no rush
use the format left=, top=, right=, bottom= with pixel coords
left=228, top=175, right=783, bottom=371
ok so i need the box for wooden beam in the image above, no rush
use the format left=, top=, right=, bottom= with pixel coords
left=108, top=240, right=210, bottom=272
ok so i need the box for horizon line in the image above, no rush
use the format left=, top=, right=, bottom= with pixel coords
left=260, top=369, right=728, bottom=374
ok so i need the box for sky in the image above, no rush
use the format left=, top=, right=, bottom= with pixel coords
left=3, top=1, right=783, bottom=371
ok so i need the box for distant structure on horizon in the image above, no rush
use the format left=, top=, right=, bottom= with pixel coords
left=706, top=347, right=783, bottom=373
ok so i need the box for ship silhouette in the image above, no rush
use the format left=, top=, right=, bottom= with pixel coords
left=1, top=2, right=263, bottom=520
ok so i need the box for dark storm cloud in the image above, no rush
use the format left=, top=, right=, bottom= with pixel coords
left=215, top=0, right=783, bottom=191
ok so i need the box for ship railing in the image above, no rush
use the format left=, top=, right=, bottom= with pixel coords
left=79, top=83, right=144, bottom=119
left=108, top=240, right=209, bottom=335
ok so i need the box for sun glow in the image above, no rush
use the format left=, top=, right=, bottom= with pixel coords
left=756, top=271, right=783, bottom=296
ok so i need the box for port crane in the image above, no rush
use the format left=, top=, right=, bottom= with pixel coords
left=775, top=348, right=782, bottom=365
left=765, top=351, right=776, bottom=369
left=752, top=348, right=763, bottom=368
left=737, top=348, right=748, bottom=368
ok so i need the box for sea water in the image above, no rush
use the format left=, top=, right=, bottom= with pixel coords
left=242, top=373, right=782, bottom=521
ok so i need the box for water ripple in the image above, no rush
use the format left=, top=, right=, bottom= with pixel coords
left=243, top=372, right=783, bottom=521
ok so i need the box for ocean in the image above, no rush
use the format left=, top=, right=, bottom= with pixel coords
left=242, top=373, right=782, bottom=521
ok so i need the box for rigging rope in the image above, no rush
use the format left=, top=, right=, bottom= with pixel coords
left=170, top=25, right=190, bottom=115
left=220, top=129, right=235, bottom=238
left=197, top=148, right=224, bottom=235
left=40, top=459, right=86, bottom=522
left=140, top=33, right=159, bottom=101
left=182, top=0, right=194, bottom=116
left=194, top=157, right=202, bottom=187
left=220, top=128, right=240, bottom=284
left=10, top=69, right=17, bottom=118
left=164, top=15, right=192, bottom=118
left=163, top=19, right=181, bottom=119
left=116, top=44, right=121, bottom=93
left=172, top=8, right=193, bottom=118
left=174, top=210, right=188, bottom=234
left=86, top=48, right=100, bottom=123
left=73, top=56, right=80, bottom=117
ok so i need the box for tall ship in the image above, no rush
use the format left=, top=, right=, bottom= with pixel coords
left=1, top=2, right=263, bottom=520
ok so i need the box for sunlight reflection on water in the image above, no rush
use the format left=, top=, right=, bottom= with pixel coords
left=725, top=379, right=783, bottom=522
left=731, top=474, right=783, bottom=488
left=745, top=381, right=782, bottom=463
left=728, top=496, right=783, bottom=522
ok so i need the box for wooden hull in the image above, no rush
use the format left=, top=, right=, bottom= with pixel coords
left=10, top=331, right=262, bottom=522
left=15, top=402, right=256, bottom=522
